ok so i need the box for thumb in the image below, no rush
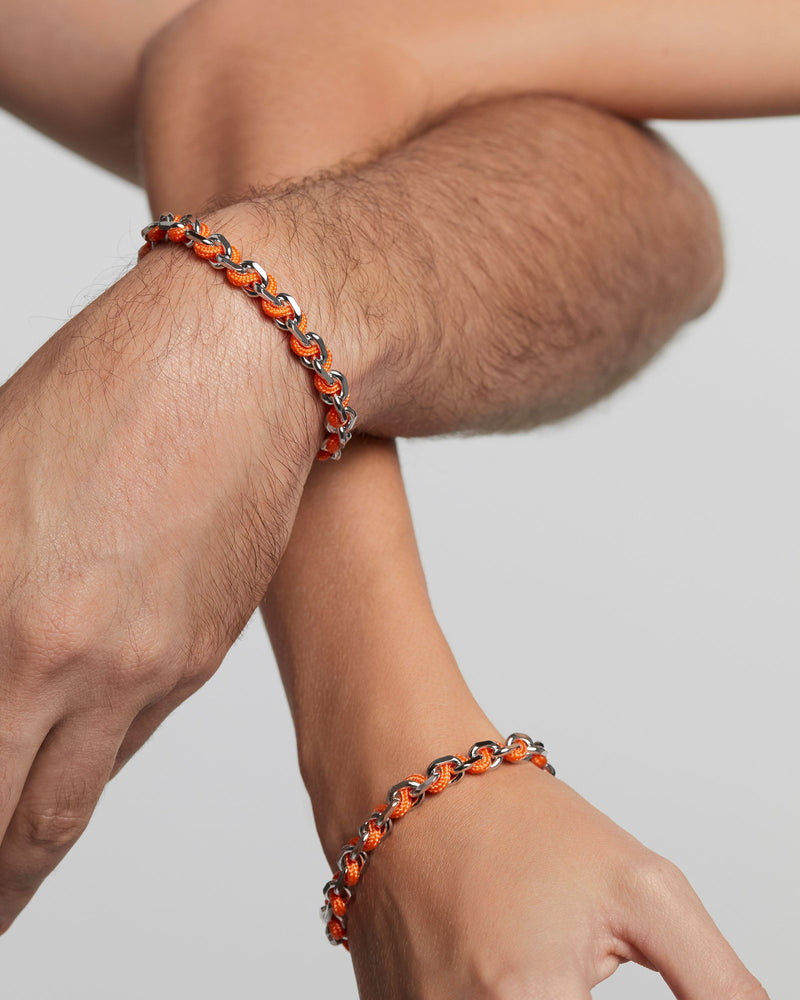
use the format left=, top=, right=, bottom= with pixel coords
left=619, top=858, right=769, bottom=1000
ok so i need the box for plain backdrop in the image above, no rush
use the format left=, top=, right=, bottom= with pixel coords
left=0, top=107, right=797, bottom=999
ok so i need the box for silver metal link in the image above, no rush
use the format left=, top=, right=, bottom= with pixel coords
left=321, top=370, right=349, bottom=404
left=327, top=405, right=357, bottom=437
left=375, top=805, right=395, bottom=831
left=506, top=732, right=534, bottom=751
left=412, top=771, right=442, bottom=796
left=450, top=756, right=474, bottom=776
left=205, top=233, right=233, bottom=266
left=329, top=393, right=349, bottom=422
left=239, top=259, right=269, bottom=287
left=216, top=255, right=251, bottom=275
left=304, top=331, right=328, bottom=365
left=283, top=324, right=316, bottom=355
left=273, top=292, right=302, bottom=331
left=140, top=214, right=356, bottom=460
left=255, top=287, right=282, bottom=308
left=310, top=357, right=339, bottom=387
left=184, top=228, right=218, bottom=247
left=427, top=754, right=467, bottom=785
left=467, top=740, right=505, bottom=769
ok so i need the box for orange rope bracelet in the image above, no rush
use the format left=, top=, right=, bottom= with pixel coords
left=139, top=213, right=357, bottom=461
left=321, top=733, right=555, bottom=949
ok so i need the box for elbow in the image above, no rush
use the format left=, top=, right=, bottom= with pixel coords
left=136, top=0, right=430, bottom=211
left=650, top=125, right=726, bottom=322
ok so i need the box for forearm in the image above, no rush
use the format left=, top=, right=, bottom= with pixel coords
left=492, top=0, right=800, bottom=120
left=261, top=440, right=496, bottom=858
left=0, top=0, right=197, bottom=179
left=140, top=0, right=799, bottom=208
left=146, top=95, right=722, bottom=438
left=7, top=0, right=795, bottom=189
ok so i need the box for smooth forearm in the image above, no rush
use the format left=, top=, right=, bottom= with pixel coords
left=0, top=0, right=197, bottom=179
left=261, top=440, right=494, bottom=857
left=140, top=0, right=798, bottom=209
left=6, top=0, right=796, bottom=188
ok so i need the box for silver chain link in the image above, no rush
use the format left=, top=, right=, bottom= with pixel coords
left=141, top=213, right=357, bottom=460
left=321, top=733, right=555, bottom=946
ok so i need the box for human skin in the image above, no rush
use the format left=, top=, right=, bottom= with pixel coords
left=0, top=0, right=782, bottom=981
left=0, top=94, right=722, bottom=935
left=0, top=0, right=194, bottom=178
left=261, top=437, right=768, bottom=999
left=2, top=0, right=797, bottom=189
left=139, top=0, right=800, bottom=205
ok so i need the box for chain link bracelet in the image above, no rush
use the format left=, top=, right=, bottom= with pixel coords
left=321, top=733, right=556, bottom=949
left=139, top=213, right=357, bottom=461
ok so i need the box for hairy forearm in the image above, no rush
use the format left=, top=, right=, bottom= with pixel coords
left=153, top=95, right=722, bottom=439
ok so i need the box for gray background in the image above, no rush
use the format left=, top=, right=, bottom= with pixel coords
left=0, top=109, right=797, bottom=998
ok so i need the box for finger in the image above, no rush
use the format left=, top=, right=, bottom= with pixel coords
left=622, top=860, right=769, bottom=1000
left=0, top=717, right=51, bottom=845
left=0, top=711, right=123, bottom=934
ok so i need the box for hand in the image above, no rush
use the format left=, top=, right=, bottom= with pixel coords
left=0, top=224, right=325, bottom=934
left=334, top=749, right=768, bottom=999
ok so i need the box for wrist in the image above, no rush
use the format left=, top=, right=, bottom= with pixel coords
left=297, top=670, right=500, bottom=862
left=138, top=204, right=353, bottom=466
left=191, top=199, right=390, bottom=437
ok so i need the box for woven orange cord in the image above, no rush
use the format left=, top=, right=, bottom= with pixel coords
left=139, top=215, right=352, bottom=461
left=323, top=736, right=554, bottom=949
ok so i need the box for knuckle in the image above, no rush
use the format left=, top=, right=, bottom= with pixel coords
left=622, top=853, right=690, bottom=904
left=5, top=566, right=212, bottom=706
left=9, top=587, right=103, bottom=671
left=9, top=583, right=189, bottom=699
left=19, top=804, right=90, bottom=853
left=114, top=613, right=185, bottom=692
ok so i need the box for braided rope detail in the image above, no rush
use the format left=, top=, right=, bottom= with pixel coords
left=321, top=733, right=555, bottom=950
left=138, top=213, right=357, bottom=461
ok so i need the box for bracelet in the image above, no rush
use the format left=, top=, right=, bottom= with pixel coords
left=321, top=733, right=555, bottom=949
left=138, top=213, right=357, bottom=461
